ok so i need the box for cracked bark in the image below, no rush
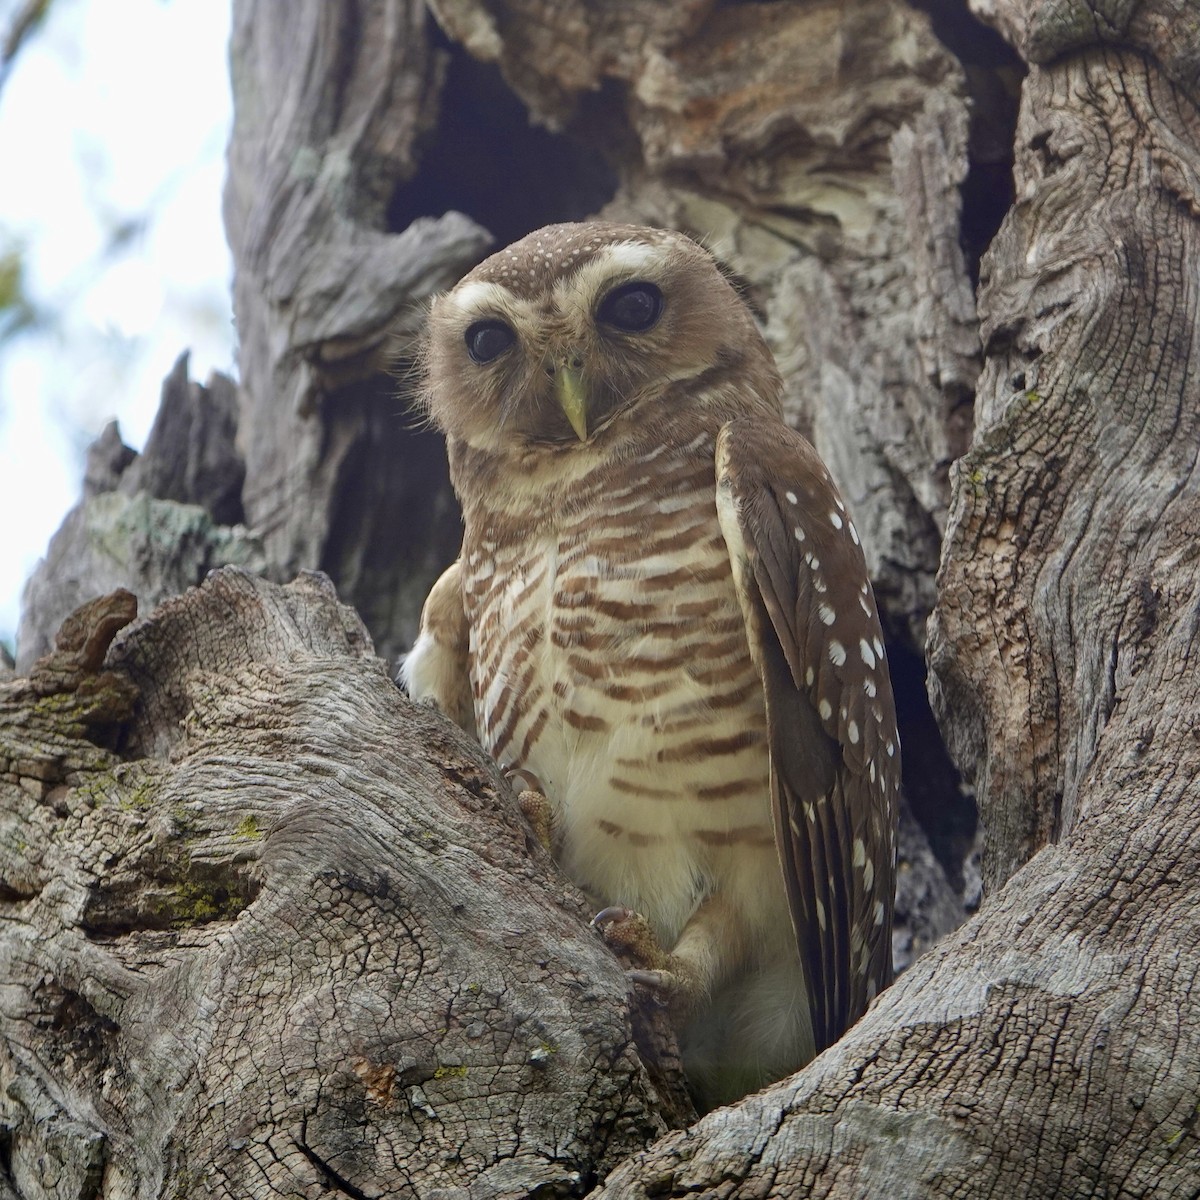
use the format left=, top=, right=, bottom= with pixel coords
left=7, top=0, right=1199, bottom=1195
left=2, top=574, right=678, bottom=1198
left=17, top=0, right=980, bottom=987
left=595, top=5, right=1200, bottom=1197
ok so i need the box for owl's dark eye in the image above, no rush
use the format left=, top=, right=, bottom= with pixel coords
left=465, top=320, right=516, bottom=364
left=596, top=282, right=664, bottom=333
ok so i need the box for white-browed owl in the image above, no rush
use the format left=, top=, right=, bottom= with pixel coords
left=403, top=221, right=899, bottom=1108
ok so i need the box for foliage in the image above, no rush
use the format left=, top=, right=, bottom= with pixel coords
left=0, top=0, right=52, bottom=96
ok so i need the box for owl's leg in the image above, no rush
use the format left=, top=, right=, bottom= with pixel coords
left=505, top=767, right=558, bottom=854
left=399, top=560, right=476, bottom=737
left=594, top=895, right=745, bottom=1015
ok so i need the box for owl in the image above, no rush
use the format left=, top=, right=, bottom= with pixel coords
left=402, top=222, right=899, bottom=1108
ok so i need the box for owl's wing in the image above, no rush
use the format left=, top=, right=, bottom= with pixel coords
left=715, top=417, right=900, bottom=1053
left=399, top=558, right=477, bottom=738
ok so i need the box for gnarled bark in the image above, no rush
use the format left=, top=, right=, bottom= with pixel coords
left=593, top=7, right=1200, bottom=1198
left=1, top=573, right=678, bottom=1198
left=9, top=1, right=1196, bottom=1196
left=15, top=356, right=261, bottom=674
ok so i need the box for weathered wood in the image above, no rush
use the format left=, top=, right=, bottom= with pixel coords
left=16, top=358, right=263, bottom=675
left=23, top=3, right=1199, bottom=1194
left=1, top=573, right=678, bottom=1198
left=971, top=0, right=1200, bottom=94
left=224, top=0, right=491, bottom=664
left=122, top=353, right=244, bottom=529
left=593, top=7, right=1200, bottom=1196
left=931, top=32, right=1200, bottom=892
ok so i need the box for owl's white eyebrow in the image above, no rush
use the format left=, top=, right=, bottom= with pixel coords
left=447, top=280, right=515, bottom=317
left=553, top=241, right=663, bottom=311
left=594, top=241, right=659, bottom=275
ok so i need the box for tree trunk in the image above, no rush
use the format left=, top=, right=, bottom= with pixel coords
left=6, top=0, right=1199, bottom=1196
left=596, top=4, right=1200, bottom=1196
left=1, top=575, right=682, bottom=1198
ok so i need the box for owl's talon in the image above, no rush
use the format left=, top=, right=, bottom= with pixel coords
left=506, top=768, right=556, bottom=854
left=628, top=968, right=673, bottom=992
left=505, top=766, right=544, bottom=793
left=594, top=909, right=705, bottom=1014
left=593, top=905, right=670, bottom=972
left=591, top=905, right=634, bottom=930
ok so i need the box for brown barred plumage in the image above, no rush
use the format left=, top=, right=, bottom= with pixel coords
left=402, top=222, right=899, bottom=1109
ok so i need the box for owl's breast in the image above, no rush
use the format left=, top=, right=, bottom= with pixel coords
left=462, top=447, right=773, bottom=942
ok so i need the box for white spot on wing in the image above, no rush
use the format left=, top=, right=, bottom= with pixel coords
left=829, top=639, right=846, bottom=666
left=830, top=512, right=843, bottom=529
left=819, top=604, right=836, bottom=626
left=860, top=638, right=876, bottom=669
left=819, top=699, right=832, bottom=720
left=847, top=720, right=860, bottom=744
left=786, top=490, right=798, bottom=505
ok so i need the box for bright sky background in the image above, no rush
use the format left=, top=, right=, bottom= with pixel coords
left=0, top=0, right=234, bottom=655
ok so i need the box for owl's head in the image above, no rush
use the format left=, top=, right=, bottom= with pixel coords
left=422, top=222, right=781, bottom=455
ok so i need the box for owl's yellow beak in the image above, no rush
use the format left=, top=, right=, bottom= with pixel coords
left=554, top=363, right=589, bottom=442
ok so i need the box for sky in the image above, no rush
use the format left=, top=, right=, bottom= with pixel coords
left=0, top=0, right=235, bottom=655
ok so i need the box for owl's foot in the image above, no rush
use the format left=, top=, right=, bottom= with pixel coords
left=592, top=907, right=703, bottom=1015
left=592, top=905, right=664, bottom=964
left=506, top=767, right=556, bottom=854
left=592, top=909, right=697, bottom=1125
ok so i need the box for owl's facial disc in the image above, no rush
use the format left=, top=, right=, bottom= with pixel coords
left=427, top=223, right=783, bottom=455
